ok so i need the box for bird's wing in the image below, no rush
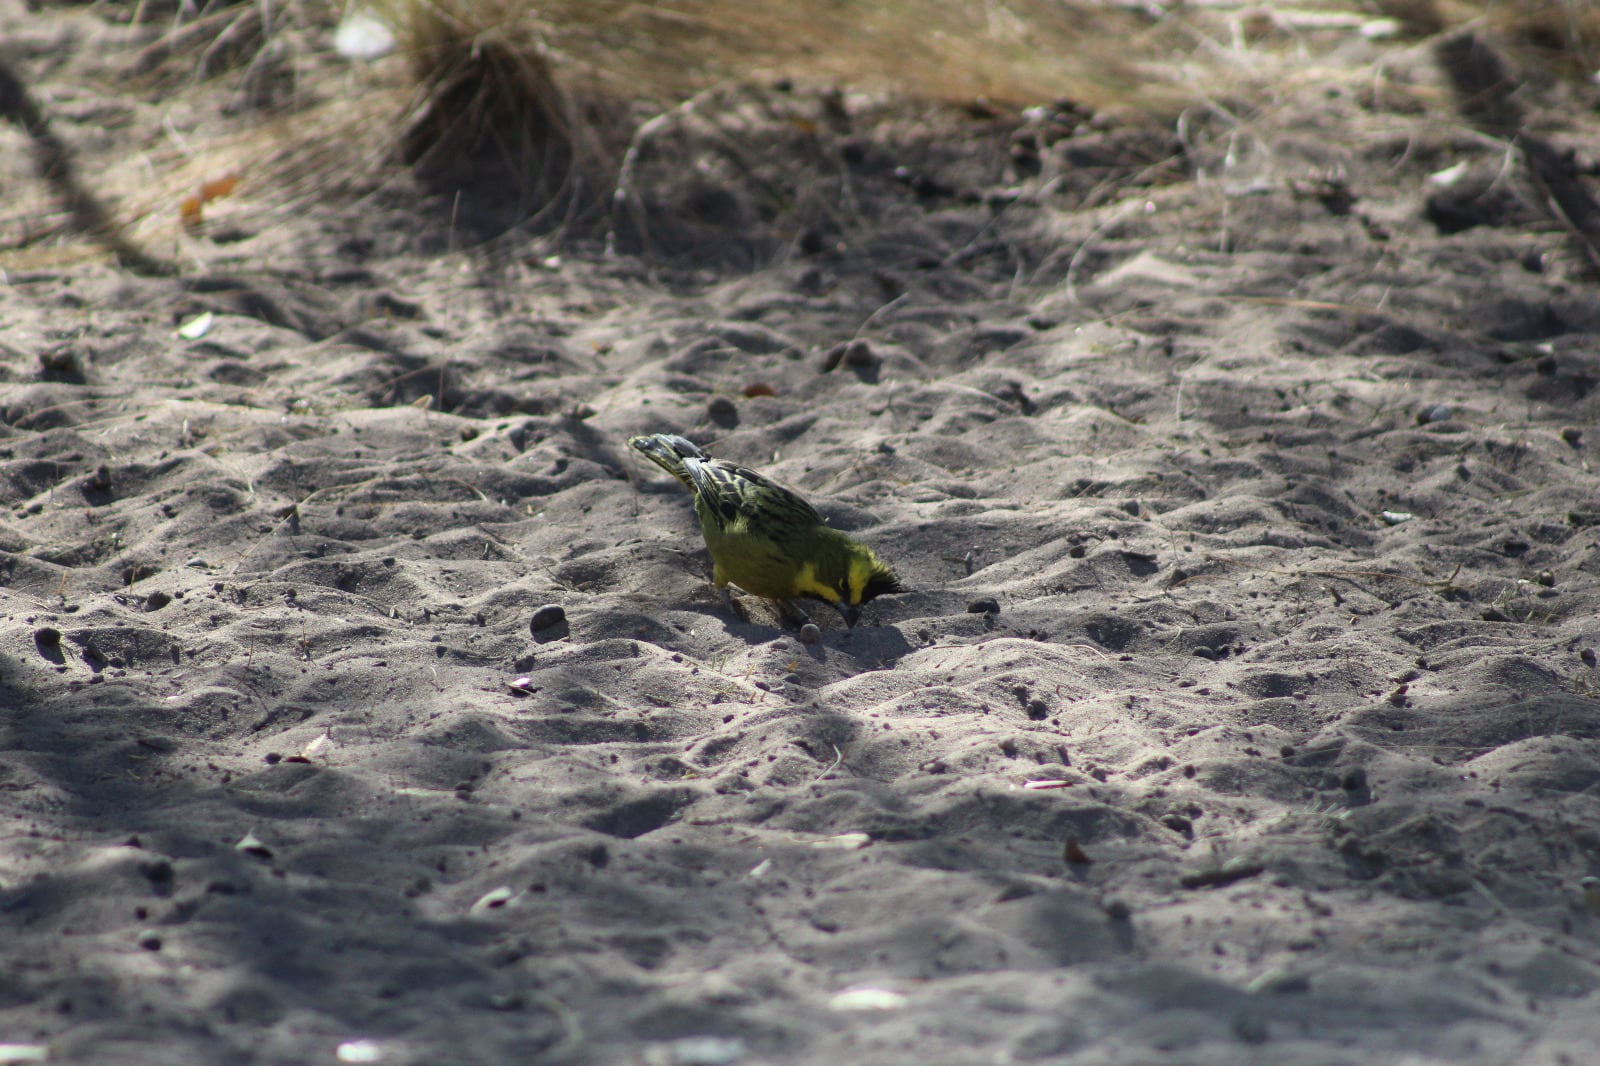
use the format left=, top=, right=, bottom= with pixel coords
left=682, top=457, right=825, bottom=531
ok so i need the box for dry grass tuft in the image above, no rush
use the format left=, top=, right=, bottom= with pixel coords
left=1479, top=0, right=1600, bottom=83
left=13, top=0, right=1600, bottom=269
left=364, top=0, right=1184, bottom=240
left=375, top=0, right=618, bottom=227
left=375, top=0, right=1173, bottom=111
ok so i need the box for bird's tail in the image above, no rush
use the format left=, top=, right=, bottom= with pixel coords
left=628, top=434, right=707, bottom=490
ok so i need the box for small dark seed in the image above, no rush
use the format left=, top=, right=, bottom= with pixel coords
left=967, top=597, right=1000, bottom=615
left=35, top=626, right=61, bottom=646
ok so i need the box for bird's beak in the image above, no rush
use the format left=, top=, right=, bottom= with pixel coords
left=834, top=602, right=861, bottom=628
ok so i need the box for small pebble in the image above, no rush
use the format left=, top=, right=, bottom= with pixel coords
left=707, top=395, right=738, bottom=419
left=1228, top=1011, right=1267, bottom=1043
left=843, top=339, right=877, bottom=367
left=1247, top=968, right=1311, bottom=995
left=1562, top=426, right=1583, bottom=447
left=798, top=623, right=821, bottom=644
left=967, top=597, right=1000, bottom=615
left=136, top=929, right=163, bottom=951
left=1417, top=403, right=1452, bottom=424
left=1379, top=510, right=1413, bottom=525
left=234, top=831, right=273, bottom=859
left=1581, top=648, right=1597, bottom=667
left=1581, top=877, right=1600, bottom=917
left=1340, top=766, right=1368, bottom=791
left=487, top=990, right=524, bottom=1011
left=529, top=604, right=566, bottom=632
left=34, top=626, right=61, bottom=647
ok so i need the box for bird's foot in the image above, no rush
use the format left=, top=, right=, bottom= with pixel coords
left=777, top=600, right=815, bottom=628
left=718, top=586, right=753, bottom=623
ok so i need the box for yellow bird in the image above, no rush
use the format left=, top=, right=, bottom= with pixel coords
left=629, top=433, right=902, bottom=627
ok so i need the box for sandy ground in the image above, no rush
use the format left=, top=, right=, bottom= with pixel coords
left=4, top=4, right=1600, bottom=1064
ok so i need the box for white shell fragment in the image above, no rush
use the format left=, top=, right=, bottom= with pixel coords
left=470, top=886, right=517, bottom=915
left=175, top=312, right=214, bottom=340
left=336, top=1039, right=384, bottom=1063
left=334, top=11, right=396, bottom=60
left=810, top=832, right=871, bottom=851
left=828, top=987, right=908, bottom=1011
left=1379, top=511, right=1413, bottom=526
left=234, top=830, right=272, bottom=858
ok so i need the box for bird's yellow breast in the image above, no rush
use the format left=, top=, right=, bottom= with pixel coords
left=790, top=561, right=840, bottom=603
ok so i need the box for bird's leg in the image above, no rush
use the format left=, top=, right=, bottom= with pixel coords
left=718, top=584, right=752, bottom=622
left=777, top=599, right=814, bottom=628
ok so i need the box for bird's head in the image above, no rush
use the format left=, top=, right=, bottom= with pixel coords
left=830, top=549, right=904, bottom=628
